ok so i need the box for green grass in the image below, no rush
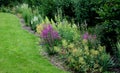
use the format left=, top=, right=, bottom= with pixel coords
left=0, top=13, right=69, bottom=73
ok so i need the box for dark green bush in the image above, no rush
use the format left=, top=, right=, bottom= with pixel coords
left=54, top=0, right=75, bottom=19
left=96, top=0, right=120, bottom=55
left=0, top=6, right=11, bottom=13
left=25, top=0, right=41, bottom=8
left=72, top=0, right=107, bottom=26
left=38, top=0, right=57, bottom=19
left=0, top=0, right=23, bottom=7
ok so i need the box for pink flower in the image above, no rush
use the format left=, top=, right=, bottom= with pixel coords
left=83, top=32, right=89, bottom=40
left=83, top=32, right=96, bottom=40
left=41, top=24, right=60, bottom=40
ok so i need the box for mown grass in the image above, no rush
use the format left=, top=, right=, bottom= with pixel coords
left=0, top=13, right=69, bottom=73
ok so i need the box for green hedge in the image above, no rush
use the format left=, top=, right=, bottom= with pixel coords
left=97, top=0, right=120, bottom=55
left=0, top=0, right=23, bottom=7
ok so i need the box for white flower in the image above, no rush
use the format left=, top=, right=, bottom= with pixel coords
left=31, top=20, right=33, bottom=24
left=33, top=16, right=38, bottom=22
left=21, top=3, right=28, bottom=8
left=72, top=24, right=77, bottom=28
left=16, top=6, right=18, bottom=8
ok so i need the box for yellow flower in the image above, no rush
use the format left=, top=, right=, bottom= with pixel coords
left=54, top=46, right=60, bottom=52
left=94, top=50, right=99, bottom=55
left=82, top=39, right=88, bottom=45
left=84, top=45, right=88, bottom=51
left=36, top=24, right=43, bottom=34
left=79, top=57, right=85, bottom=64
left=85, top=51, right=89, bottom=56
left=90, top=49, right=99, bottom=56
left=68, top=43, right=74, bottom=49
left=99, top=67, right=103, bottom=72
left=98, top=46, right=104, bottom=52
left=72, top=48, right=77, bottom=53
left=94, top=64, right=99, bottom=68
left=79, top=57, right=84, bottom=62
left=62, top=39, right=68, bottom=48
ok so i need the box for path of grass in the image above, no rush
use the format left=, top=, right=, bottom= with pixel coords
left=0, top=13, right=69, bottom=73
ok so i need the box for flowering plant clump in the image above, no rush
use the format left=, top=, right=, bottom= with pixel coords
left=82, top=32, right=99, bottom=49
left=40, top=24, right=61, bottom=54
left=30, top=16, right=39, bottom=30
left=36, top=24, right=44, bottom=34
left=83, top=32, right=96, bottom=40
left=41, top=24, right=60, bottom=40
left=60, top=39, right=113, bottom=73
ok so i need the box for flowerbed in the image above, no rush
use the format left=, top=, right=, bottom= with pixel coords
left=36, top=18, right=115, bottom=73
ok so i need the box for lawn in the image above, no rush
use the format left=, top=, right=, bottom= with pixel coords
left=0, top=13, right=69, bottom=73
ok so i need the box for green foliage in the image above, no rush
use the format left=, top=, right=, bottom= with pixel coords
left=0, top=6, right=11, bottom=13
left=38, top=0, right=57, bottom=19
left=72, top=0, right=90, bottom=24
left=59, top=39, right=113, bottom=73
left=16, top=3, right=33, bottom=26
left=0, top=0, right=23, bottom=7
left=36, top=15, right=79, bottom=54
left=36, top=13, right=115, bottom=72
left=36, top=14, right=80, bottom=42
left=96, top=0, right=120, bottom=55
left=30, top=15, right=43, bottom=31
left=57, top=20, right=79, bottom=42
left=99, top=54, right=115, bottom=71
left=25, top=0, right=41, bottom=7
left=72, top=0, right=107, bottom=26
left=22, top=9, right=32, bottom=26
left=54, top=0, right=75, bottom=19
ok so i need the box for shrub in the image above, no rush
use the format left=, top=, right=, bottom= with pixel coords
left=54, top=14, right=80, bottom=42
left=96, top=0, right=120, bottom=55
left=38, top=0, right=57, bottom=19
left=60, top=39, right=114, bottom=73
left=56, top=20, right=79, bottom=42
left=30, top=16, right=39, bottom=30
left=0, top=0, right=23, bottom=7
left=30, top=15, right=43, bottom=31
left=25, top=0, right=41, bottom=8
left=54, top=0, right=75, bottom=19
left=53, top=30, right=114, bottom=73
left=0, top=6, right=11, bottom=13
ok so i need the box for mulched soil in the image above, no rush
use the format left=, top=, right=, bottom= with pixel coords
left=20, top=18, right=35, bottom=34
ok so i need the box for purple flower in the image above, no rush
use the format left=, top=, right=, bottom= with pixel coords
left=40, top=24, right=60, bottom=43
left=83, top=32, right=89, bottom=40
left=83, top=32, right=97, bottom=40
left=52, top=31, right=60, bottom=39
